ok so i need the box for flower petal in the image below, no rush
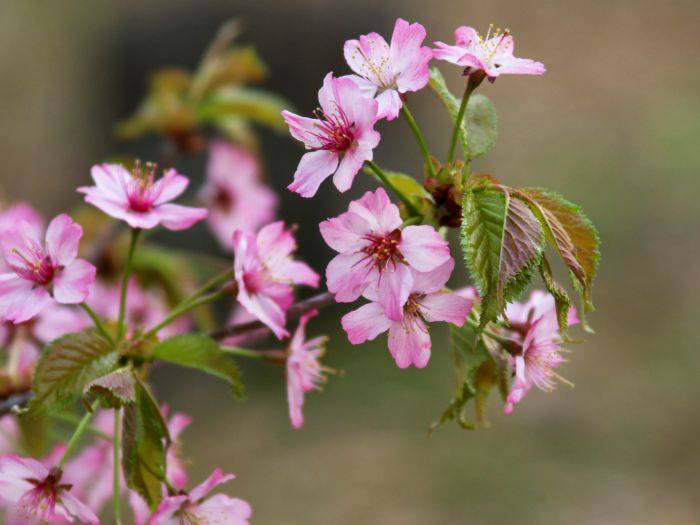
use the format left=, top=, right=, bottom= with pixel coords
left=388, top=316, right=431, bottom=368
left=325, top=252, right=371, bottom=302
left=375, top=263, right=413, bottom=321
left=153, top=203, right=208, bottom=231
left=341, top=302, right=391, bottom=344
left=53, top=259, right=96, bottom=304
left=45, top=214, right=82, bottom=266
left=399, top=225, right=450, bottom=272
left=287, top=150, right=339, bottom=198
left=419, top=291, right=472, bottom=325
left=153, top=169, right=190, bottom=205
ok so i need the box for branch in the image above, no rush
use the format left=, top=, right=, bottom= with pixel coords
left=209, top=291, right=335, bottom=341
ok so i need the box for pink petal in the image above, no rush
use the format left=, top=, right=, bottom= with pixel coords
left=45, top=214, right=82, bottom=266
left=374, top=89, right=403, bottom=120
left=60, top=491, right=100, bottom=524
left=325, top=252, right=371, bottom=302
left=0, top=278, right=52, bottom=324
left=150, top=495, right=189, bottom=525
left=319, top=212, right=370, bottom=254
left=256, top=222, right=295, bottom=265
left=189, top=468, right=236, bottom=502
left=282, top=111, right=325, bottom=149
left=375, top=263, right=413, bottom=322
left=342, top=74, right=378, bottom=99
left=348, top=188, right=402, bottom=233
left=332, top=145, right=369, bottom=193
left=154, top=203, right=208, bottom=231
left=90, top=163, right=129, bottom=201
left=455, top=26, right=478, bottom=46
left=390, top=19, right=432, bottom=93
left=237, top=287, right=289, bottom=340
left=287, top=150, right=339, bottom=198
left=198, top=494, right=252, bottom=524
left=53, top=259, right=96, bottom=304
left=432, top=42, right=469, bottom=65
left=388, top=317, right=431, bottom=368
left=153, top=169, right=190, bottom=205
left=497, top=56, right=546, bottom=75
left=128, top=491, right=151, bottom=525
left=341, top=302, right=391, bottom=344
left=272, top=260, right=319, bottom=288
left=287, top=365, right=305, bottom=429
left=333, top=72, right=380, bottom=130
left=399, top=225, right=450, bottom=272
left=343, top=33, right=390, bottom=82
left=419, top=291, right=472, bottom=325
left=410, top=259, right=454, bottom=295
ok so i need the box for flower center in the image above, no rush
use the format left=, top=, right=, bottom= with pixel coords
left=349, top=41, right=394, bottom=88
left=11, top=246, right=56, bottom=286
left=20, top=468, right=70, bottom=519
left=357, top=228, right=403, bottom=272
left=475, top=24, right=511, bottom=64
left=213, top=186, right=234, bottom=211
left=125, top=161, right=162, bottom=212
left=312, top=105, right=355, bottom=152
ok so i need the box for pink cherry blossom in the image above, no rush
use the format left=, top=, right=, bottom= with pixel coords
left=0, top=455, right=99, bottom=524
left=344, top=18, right=433, bottom=120
left=150, top=469, right=251, bottom=525
left=433, top=25, right=545, bottom=81
left=0, top=214, right=96, bottom=324
left=78, top=163, right=208, bottom=230
left=286, top=310, right=327, bottom=429
left=320, top=188, right=450, bottom=321
left=283, top=73, right=380, bottom=197
left=199, top=140, right=278, bottom=250
left=342, top=260, right=472, bottom=368
left=233, top=222, right=319, bottom=339
left=502, top=290, right=578, bottom=414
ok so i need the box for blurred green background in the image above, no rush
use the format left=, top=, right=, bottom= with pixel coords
left=1, top=1, right=699, bottom=524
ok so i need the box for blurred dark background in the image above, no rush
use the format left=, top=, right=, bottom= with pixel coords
left=2, top=1, right=699, bottom=524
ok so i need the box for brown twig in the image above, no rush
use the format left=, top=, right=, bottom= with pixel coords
left=209, top=291, right=335, bottom=341
left=0, top=390, right=33, bottom=417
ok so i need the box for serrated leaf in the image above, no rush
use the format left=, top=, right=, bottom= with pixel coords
left=83, top=367, right=136, bottom=410
left=538, top=255, right=573, bottom=336
left=198, top=86, right=291, bottom=131
left=152, top=334, right=245, bottom=399
left=461, top=187, right=543, bottom=326
left=29, top=330, right=119, bottom=415
left=518, top=188, right=600, bottom=311
left=466, top=94, right=498, bottom=158
left=428, top=67, right=497, bottom=160
left=122, top=375, right=169, bottom=511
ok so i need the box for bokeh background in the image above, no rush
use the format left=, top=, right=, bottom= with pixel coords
left=2, top=1, right=699, bottom=524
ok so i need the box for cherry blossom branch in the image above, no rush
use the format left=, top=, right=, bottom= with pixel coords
left=220, top=346, right=285, bottom=362
left=209, top=291, right=335, bottom=341
left=0, top=390, right=33, bottom=417
left=366, top=161, right=421, bottom=216
left=447, top=71, right=485, bottom=163
left=117, top=228, right=142, bottom=341
left=80, top=303, right=114, bottom=344
left=400, top=104, right=435, bottom=177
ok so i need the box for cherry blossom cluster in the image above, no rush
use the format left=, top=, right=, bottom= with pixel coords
left=0, top=17, right=593, bottom=525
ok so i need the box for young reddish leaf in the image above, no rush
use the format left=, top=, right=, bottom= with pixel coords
left=83, top=367, right=136, bottom=410
left=538, top=255, right=573, bottom=336
left=122, top=374, right=169, bottom=511
left=517, top=188, right=600, bottom=310
left=29, top=330, right=119, bottom=415
left=461, top=186, right=543, bottom=326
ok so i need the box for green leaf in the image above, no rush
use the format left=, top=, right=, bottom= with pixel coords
left=83, top=367, right=136, bottom=410
left=466, top=94, right=498, bottom=158
left=152, top=334, right=245, bottom=399
left=461, top=187, right=544, bottom=326
left=29, top=330, right=119, bottom=415
left=428, top=67, right=498, bottom=160
left=122, top=374, right=169, bottom=511
left=198, top=86, right=291, bottom=132
left=538, top=255, right=573, bottom=336
left=518, top=188, right=600, bottom=312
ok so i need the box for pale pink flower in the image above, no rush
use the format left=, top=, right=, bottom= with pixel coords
left=150, top=469, right=251, bottom=525
left=342, top=260, right=472, bottom=368
left=433, top=25, right=545, bottom=80
left=320, top=188, right=450, bottom=321
left=344, top=18, right=433, bottom=120
left=286, top=310, right=327, bottom=429
left=233, top=222, right=319, bottom=339
left=0, top=455, right=99, bottom=524
left=199, top=141, right=278, bottom=250
left=78, top=163, right=208, bottom=230
left=502, top=290, right=578, bottom=414
left=0, top=214, right=96, bottom=324
left=283, top=73, right=380, bottom=197
left=89, top=279, right=188, bottom=338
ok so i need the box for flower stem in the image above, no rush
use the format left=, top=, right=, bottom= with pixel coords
left=117, top=228, right=141, bottom=342
left=52, top=412, right=111, bottom=440
left=144, top=287, right=230, bottom=340
left=113, top=408, right=122, bottom=525
left=465, top=317, right=518, bottom=349
left=366, top=161, right=421, bottom=217
left=219, top=346, right=266, bottom=360
left=80, top=303, right=113, bottom=344
left=447, top=71, right=485, bottom=164
left=59, top=404, right=97, bottom=468
left=401, top=104, right=435, bottom=177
